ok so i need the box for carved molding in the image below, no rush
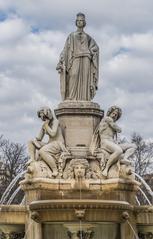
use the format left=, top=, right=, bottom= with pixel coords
left=57, top=101, right=101, bottom=109
left=67, top=230, right=94, bottom=239
left=138, top=232, right=153, bottom=239
left=77, top=230, right=94, bottom=239
left=135, top=205, right=153, bottom=213
left=55, top=107, right=104, bottom=117
left=0, top=205, right=26, bottom=212
left=55, top=101, right=103, bottom=118
left=0, top=232, right=25, bottom=239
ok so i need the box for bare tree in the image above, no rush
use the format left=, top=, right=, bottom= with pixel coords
left=131, top=132, right=153, bottom=177
left=2, top=142, right=27, bottom=182
left=0, top=135, right=28, bottom=200
left=130, top=133, right=153, bottom=204
left=0, top=135, right=6, bottom=148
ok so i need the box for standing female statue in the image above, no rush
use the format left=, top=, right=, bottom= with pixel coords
left=56, top=13, right=99, bottom=101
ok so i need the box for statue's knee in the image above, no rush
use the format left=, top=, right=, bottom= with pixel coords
left=39, top=148, right=45, bottom=157
left=28, top=140, right=34, bottom=147
left=117, top=148, right=123, bottom=156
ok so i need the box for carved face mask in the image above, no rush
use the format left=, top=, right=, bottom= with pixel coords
left=74, top=164, right=86, bottom=178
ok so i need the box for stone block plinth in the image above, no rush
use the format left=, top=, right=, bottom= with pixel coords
left=55, top=101, right=103, bottom=148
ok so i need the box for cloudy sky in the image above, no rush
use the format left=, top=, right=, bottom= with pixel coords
left=0, top=0, right=153, bottom=144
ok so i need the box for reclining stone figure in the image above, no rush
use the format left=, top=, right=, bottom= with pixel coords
left=27, top=107, right=69, bottom=178
left=90, top=106, right=136, bottom=178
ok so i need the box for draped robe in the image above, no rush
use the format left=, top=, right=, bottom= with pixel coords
left=58, top=31, right=99, bottom=101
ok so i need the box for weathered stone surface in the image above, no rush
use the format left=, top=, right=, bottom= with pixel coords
left=0, top=224, right=25, bottom=239
left=20, top=178, right=140, bottom=205
left=55, top=101, right=103, bottom=148
left=0, top=231, right=25, bottom=239
left=90, top=106, right=136, bottom=180
left=0, top=206, right=26, bottom=224
left=65, top=224, right=94, bottom=239
left=27, top=107, right=70, bottom=180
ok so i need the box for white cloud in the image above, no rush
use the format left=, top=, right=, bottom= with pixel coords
left=0, top=0, right=12, bottom=11
left=1, top=0, right=153, bottom=32
left=0, top=17, right=29, bottom=44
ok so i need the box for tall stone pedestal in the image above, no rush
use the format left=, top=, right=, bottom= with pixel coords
left=55, top=101, right=103, bottom=148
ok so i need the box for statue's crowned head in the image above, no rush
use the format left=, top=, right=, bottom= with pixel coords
left=76, top=12, right=86, bottom=28
left=107, top=106, right=122, bottom=121
left=37, top=107, right=53, bottom=121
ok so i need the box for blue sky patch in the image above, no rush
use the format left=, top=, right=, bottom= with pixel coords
left=114, top=47, right=131, bottom=57
left=0, top=12, right=8, bottom=22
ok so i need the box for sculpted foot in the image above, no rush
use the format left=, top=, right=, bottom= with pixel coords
left=26, top=159, right=35, bottom=165
left=102, top=168, right=108, bottom=177
left=52, top=171, right=58, bottom=177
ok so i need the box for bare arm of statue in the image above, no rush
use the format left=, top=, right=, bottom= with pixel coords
left=36, top=127, right=45, bottom=141
left=43, top=120, right=59, bottom=137
left=105, top=117, right=122, bottom=133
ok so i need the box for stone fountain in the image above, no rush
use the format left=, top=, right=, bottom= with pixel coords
left=0, top=13, right=153, bottom=239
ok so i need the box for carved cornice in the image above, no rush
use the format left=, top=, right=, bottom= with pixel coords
left=0, top=205, right=27, bottom=212
left=55, top=101, right=104, bottom=117
left=55, top=107, right=104, bottom=117
left=57, top=101, right=101, bottom=109
left=30, top=199, right=133, bottom=211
